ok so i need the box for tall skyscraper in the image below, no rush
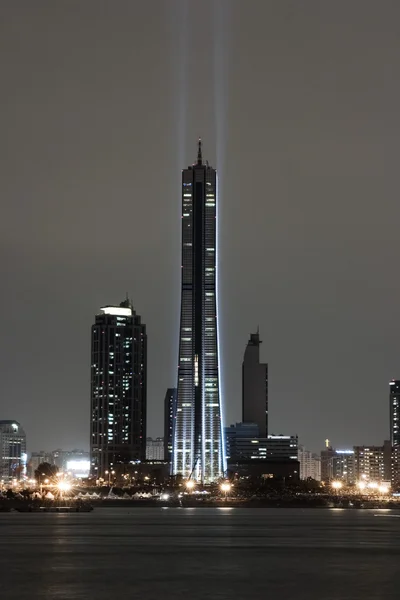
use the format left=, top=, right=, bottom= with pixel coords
left=0, top=420, right=26, bottom=481
left=164, top=387, right=177, bottom=463
left=390, top=380, right=400, bottom=447
left=90, top=299, right=147, bottom=477
left=242, top=331, right=268, bottom=437
left=173, top=140, right=224, bottom=482
left=390, top=380, right=400, bottom=488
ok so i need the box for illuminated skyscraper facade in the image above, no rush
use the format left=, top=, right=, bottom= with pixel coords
left=164, top=387, right=177, bottom=463
left=90, top=300, right=147, bottom=477
left=173, top=141, right=224, bottom=482
left=390, top=380, right=400, bottom=488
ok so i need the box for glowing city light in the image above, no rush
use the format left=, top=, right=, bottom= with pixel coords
left=331, top=481, right=343, bottom=490
left=185, top=480, right=195, bottom=490
left=220, top=482, right=231, bottom=493
left=57, top=481, right=72, bottom=492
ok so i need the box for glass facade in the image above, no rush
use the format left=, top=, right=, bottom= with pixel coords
left=173, top=141, right=224, bottom=482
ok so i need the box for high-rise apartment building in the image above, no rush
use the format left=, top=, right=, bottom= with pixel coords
left=332, top=450, right=355, bottom=485
left=0, top=421, right=26, bottom=481
left=298, top=446, right=321, bottom=481
left=90, top=299, right=147, bottom=477
left=173, top=141, right=224, bottom=482
left=146, top=437, right=165, bottom=461
left=353, top=445, right=390, bottom=484
left=390, top=380, right=400, bottom=488
left=242, top=331, right=268, bottom=437
left=164, top=388, right=177, bottom=463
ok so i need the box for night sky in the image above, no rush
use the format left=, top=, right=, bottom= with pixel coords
left=2, top=1, right=400, bottom=454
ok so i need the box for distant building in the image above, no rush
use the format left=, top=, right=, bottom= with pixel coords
left=227, top=458, right=300, bottom=482
left=163, top=388, right=177, bottom=463
left=353, top=445, right=391, bottom=484
left=320, top=440, right=336, bottom=482
left=242, top=332, right=268, bottom=437
left=146, top=438, right=164, bottom=461
left=0, top=421, right=26, bottom=481
left=298, top=446, right=321, bottom=481
left=225, top=422, right=260, bottom=460
left=29, top=451, right=53, bottom=476
left=52, top=449, right=90, bottom=477
left=225, top=423, right=297, bottom=462
left=266, top=435, right=298, bottom=460
left=390, top=380, right=400, bottom=488
left=332, top=450, right=355, bottom=484
left=90, top=299, right=147, bottom=478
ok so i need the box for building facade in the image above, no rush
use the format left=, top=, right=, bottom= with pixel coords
left=353, top=445, right=390, bottom=484
left=146, top=437, right=165, bottom=461
left=164, top=388, right=177, bottom=463
left=225, top=423, right=297, bottom=462
left=0, top=421, right=26, bottom=481
left=298, top=446, right=321, bottom=481
left=173, top=141, right=224, bottom=482
left=90, top=299, right=147, bottom=477
left=332, top=450, right=355, bottom=484
left=242, top=331, right=268, bottom=437
left=390, top=380, right=400, bottom=488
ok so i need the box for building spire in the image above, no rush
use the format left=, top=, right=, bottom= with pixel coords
left=197, top=137, right=202, bottom=165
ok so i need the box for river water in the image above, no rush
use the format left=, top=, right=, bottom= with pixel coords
left=1, top=507, right=399, bottom=599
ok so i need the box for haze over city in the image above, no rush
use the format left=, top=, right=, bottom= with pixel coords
left=2, top=0, right=400, bottom=454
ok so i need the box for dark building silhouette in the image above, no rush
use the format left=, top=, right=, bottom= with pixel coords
left=90, top=299, right=147, bottom=477
left=173, top=140, right=224, bottom=482
left=164, top=388, right=177, bottom=463
left=242, top=331, right=268, bottom=437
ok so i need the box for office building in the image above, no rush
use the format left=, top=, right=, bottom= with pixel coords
left=146, top=437, right=165, bottom=461
left=242, top=331, right=268, bottom=437
left=90, top=299, right=147, bottom=477
left=225, top=423, right=297, bottom=461
left=266, top=435, right=298, bottom=460
left=298, top=446, right=321, bottom=481
left=173, top=140, right=224, bottom=482
left=164, top=388, right=177, bottom=463
left=390, top=380, right=400, bottom=488
left=0, top=420, right=27, bottom=481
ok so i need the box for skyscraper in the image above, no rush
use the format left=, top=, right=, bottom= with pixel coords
left=173, top=140, right=224, bottom=482
left=164, top=387, right=177, bottom=463
left=242, top=331, right=268, bottom=437
left=390, top=380, right=400, bottom=488
left=90, top=299, right=147, bottom=477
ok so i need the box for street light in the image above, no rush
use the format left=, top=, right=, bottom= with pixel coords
left=331, top=481, right=343, bottom=491
left=185, top=480, right=195, bottom=492
left=220, top=482, right=231, bottom=499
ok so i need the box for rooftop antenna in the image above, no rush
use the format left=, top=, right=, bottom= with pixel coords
left=197, top=137, right=202, bottom=165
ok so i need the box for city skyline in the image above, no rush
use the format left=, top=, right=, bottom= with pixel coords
left=2, top=2, right=400, bottom=453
